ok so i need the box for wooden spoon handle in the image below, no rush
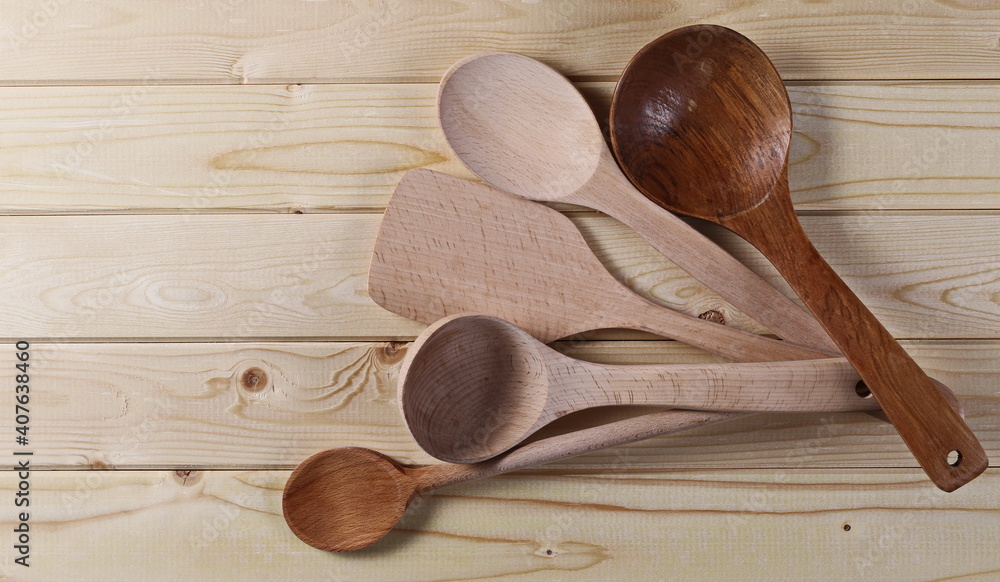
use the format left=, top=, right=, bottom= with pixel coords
left=724, top=177, right=987, bottom=491
left=412, top=409, right=743, bottom=492
left=588, top=167, right=838, bottom=353
left=562, top=357, right=876, bottom=413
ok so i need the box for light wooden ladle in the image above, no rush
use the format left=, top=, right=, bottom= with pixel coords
left=609, top=24, right=986, bottom=492
left=437, top=51, right=837, bottom=353
left=399, top=314, right=877, bottom=464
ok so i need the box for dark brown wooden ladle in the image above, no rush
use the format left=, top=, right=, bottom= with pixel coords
left=609, top=24, right=986, bottom=492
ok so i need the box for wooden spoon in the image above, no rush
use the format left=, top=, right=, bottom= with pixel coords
left=609, top=24, right=986, bottom=492
left=370, top=169, right=834, bottom=363
left=283, top=409, right=739, bottom=551
left=399, top=314, right=877, bottom=464
left=437, top=51, right=837, bottom=353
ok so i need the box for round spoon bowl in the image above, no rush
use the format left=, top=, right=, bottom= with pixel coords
left=611, top=25, right=791, bottom=220
left=399, top=314, right=548, bottom=464
left=438, top=52, right=603, bottom=202
left=282, top=448, right=412, bottom=552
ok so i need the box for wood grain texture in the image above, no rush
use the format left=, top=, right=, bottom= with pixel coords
left=0, top=1, right=998, bottom=83
left=2, top=83, right=999, bottom=212
left=0, top=214, right=420, bottom=340
left=787, top=84, right=1000, bottom=209
left=0, top=212, right=997, bottom=341
left=0, top=83, right=470, bottom=212
left=2, top=468, right=998, bottom=580
left=2, top=339, right=995, bottom=470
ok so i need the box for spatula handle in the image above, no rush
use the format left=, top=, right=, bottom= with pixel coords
left=725, top=181, right=987, bottom=491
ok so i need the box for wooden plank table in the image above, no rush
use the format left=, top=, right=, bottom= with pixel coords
left=0, top=1, right=998, bottom=579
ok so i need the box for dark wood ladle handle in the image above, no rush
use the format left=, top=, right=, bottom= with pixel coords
left=721, top=171, right=987, bottom=492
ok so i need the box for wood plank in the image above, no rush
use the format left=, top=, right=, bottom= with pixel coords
left=0, top=1, right=998, bottom=83
left=0, top=214, right=420, bottom=341
left=2, top=83, right=999, bottom=212
left=0, top=84, right=471, bottom=213
left=1, top=468, right=997, bottom=580
left=788, top=84, right=1000, bottom=210
left=2, top=212, right=998, bottom=340
left=2, top=339, right=996, bottom=470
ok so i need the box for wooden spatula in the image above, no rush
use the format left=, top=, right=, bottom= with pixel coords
left=369, top=169, right=834, bottom=363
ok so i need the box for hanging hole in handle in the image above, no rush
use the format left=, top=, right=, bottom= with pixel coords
left=947, top=450, right=962, bottom=467
left=854, top=381, right=872, bottom=398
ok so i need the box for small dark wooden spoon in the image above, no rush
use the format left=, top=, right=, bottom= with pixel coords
left=282, top=409, right=739, bottom=551
left=609, top=24, right=986, bottom=492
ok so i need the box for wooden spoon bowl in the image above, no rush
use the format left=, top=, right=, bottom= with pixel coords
left=611, top=26, right=790, bottom=218
left=398, top=314, right=549, bottom=463
left=282, top=447, right=412, bottom=552
left=438, top=52, right=603, bottom=201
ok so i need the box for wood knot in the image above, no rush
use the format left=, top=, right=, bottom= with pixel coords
left=90, top=458, right=114, bottom=470
left=698, top=309, right=725, bottom=325
left=174, top=470, right=203, bottom=486
left=377, top=341, right=407, bottom=365
left=240, top=367, right=268, bottom=392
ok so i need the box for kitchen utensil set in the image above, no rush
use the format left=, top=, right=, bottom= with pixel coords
left=283, top=24, right=986, bottom=551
